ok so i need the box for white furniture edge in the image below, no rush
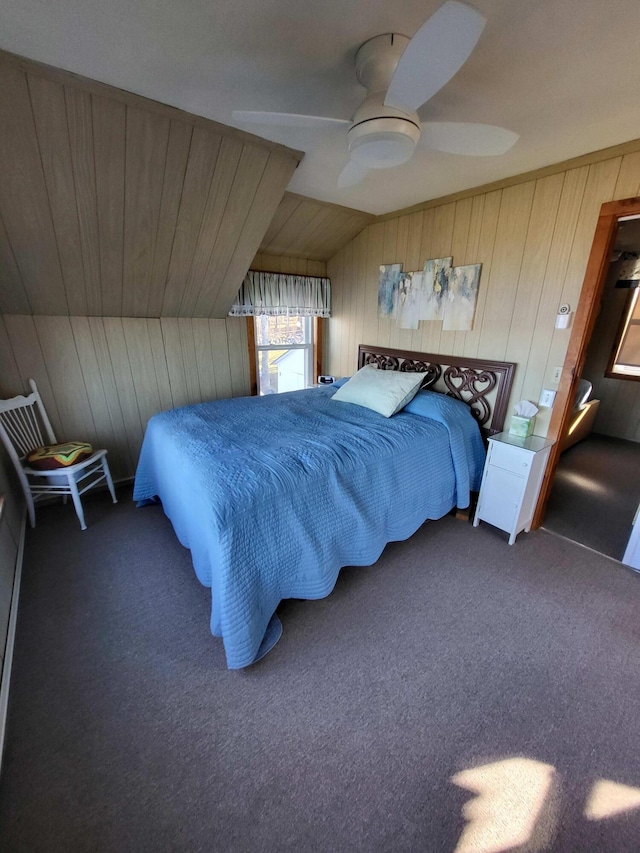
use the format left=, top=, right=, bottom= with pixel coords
left=0, top=505, right=26, bottom=774
left=622, top=502, right=640, bottom=571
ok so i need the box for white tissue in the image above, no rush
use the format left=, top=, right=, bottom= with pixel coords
left=513, top=401, right=539, bottom=417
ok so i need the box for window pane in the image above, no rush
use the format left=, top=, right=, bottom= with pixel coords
left=617, top=322, right=640, bottom=367
left=257, top=348, right=285, bottom=395
left=609, top=289, right=640, bottom=379
left=255, top=315, right=309, bottom=346
left=257, top=348, right=307, bottom=395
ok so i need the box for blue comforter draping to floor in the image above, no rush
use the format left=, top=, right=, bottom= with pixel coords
left=133, top=386, right=485, bottom=668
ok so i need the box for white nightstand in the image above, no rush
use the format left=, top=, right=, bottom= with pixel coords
left=473, top=432, right=554, bottom=545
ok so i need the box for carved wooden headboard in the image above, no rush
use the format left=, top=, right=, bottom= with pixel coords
left=357, top=345, right=516, bottom=438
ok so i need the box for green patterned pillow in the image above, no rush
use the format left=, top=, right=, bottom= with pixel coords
left=27, top=442, right=93, bottom=470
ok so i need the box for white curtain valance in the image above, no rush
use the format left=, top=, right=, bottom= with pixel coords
left=229, top=270, right=331, bottom=318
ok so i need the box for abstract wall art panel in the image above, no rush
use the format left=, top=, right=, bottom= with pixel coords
left=378, top=257, right=481, bottom=332
left=442, top=263, right=481, bottom=331
left=419, top=257, right=452, bottom=322
left=378, top=263, right=404, bottom=319
left=397, top=270, right=424, bottom=330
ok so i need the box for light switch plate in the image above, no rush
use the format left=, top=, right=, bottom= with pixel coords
left=539, top=388, right=557, bottom=408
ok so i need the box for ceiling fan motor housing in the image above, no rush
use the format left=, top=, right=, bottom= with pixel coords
left=355, top=33, right=410, bottom=91
left=347, top=90, right=420, bottom=169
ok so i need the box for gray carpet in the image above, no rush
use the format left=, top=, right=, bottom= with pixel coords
left=2, top=489, right=640, bottom=852
left=543, top=434, right=640, bottom=560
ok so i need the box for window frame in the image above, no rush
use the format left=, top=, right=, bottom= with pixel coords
left=246, top=316, right=322, bottom=396
left=605, top=287, right=640, bottom=381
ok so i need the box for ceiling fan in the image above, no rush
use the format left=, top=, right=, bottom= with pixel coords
left=233, top=1, right=518, bottom=188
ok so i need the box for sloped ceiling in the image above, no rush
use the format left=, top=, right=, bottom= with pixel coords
left=0, top=50, right=302, bottom=318
left=258, top=193, right=374, bottom=262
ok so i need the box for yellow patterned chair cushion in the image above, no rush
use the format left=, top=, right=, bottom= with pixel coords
left=26, top=442, right=93, bottom=471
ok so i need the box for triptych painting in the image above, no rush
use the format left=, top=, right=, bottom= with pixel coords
left=378, top=258, right=481, bottom=331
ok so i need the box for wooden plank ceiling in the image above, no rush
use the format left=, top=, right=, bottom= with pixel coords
left=258, top=192, right=375, bottom=262
left=0, top=50, right=301, bottom=319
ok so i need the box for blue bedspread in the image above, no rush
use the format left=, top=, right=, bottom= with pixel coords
left=133, top=386, right=485, bottom=668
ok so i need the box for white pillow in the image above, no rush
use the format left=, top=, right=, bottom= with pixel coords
left=330, top=365, right=427, bottom=418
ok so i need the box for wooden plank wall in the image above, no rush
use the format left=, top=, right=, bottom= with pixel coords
left=0, top=315, right=250, bottom=483
left=327, top=148, right=640, bottom=436
left=251, top=253, right=327, bottom=277
left=0, top=51, right=300, bottom=319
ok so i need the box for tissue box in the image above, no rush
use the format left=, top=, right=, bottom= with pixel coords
left=509, top=415, right=535, bottom=438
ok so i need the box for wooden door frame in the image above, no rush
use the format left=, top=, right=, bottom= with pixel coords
left=533, top=195, right=640, bottom=528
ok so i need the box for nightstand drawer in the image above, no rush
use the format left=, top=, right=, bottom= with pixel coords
left=488, top=440, right=531, bottom=474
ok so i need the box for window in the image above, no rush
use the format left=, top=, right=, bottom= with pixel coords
left=254, top=315, right=314, bottom=395
left=607, top=288, right=640, bottom=380
left=233, top=270, right=328, bottom=395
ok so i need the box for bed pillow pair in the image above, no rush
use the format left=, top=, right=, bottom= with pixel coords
left=330, top=364, right=427, bottom=418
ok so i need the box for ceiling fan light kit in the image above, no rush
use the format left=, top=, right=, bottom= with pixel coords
left=348, top=119, right=420, bottom=168
left=339, top=35, right=424, bottom=177
left=347, top=91, right=421, bottom=169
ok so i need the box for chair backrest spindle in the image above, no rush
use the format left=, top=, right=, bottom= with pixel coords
left=28, top=378, right=57, bottom=445
left=0, top=382, right=57, bottom=460
left=2, top=405, right=44, bottom=456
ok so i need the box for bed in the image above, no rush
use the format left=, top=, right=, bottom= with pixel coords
left=133, top=345, right=515, bottom=669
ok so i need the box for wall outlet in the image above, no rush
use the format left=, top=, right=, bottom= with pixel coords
left=552, top=366, right=562, bottom=384
left=539, top=388, right=557, bottom=408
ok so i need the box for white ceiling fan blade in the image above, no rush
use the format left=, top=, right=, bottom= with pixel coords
left=385, top=1, right=486, bottom=113
left=337, top=160, right=370, bottom=189
left=420, top=122, right=519, bottom=156
left=232, top=111, right=349, bottom=129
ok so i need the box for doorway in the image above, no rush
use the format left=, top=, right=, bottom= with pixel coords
left=543, top=435, right=640, bottom=559
left=539, top=206, right=640, bottom=559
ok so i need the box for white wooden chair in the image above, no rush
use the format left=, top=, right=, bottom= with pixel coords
left=0, top=379, right=117, bottom=530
